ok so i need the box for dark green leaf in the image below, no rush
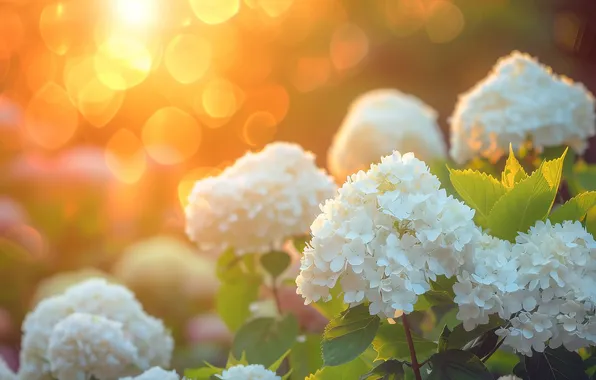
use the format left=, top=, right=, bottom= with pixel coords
left=525, top=346, right=589, bottom=380
left=372, top=322, right=437, bottom=363
left=360, top=360, right=405, bottom=380
left=313, top=285, right=347, bottom=320
left=446, top=315, right=504, bottom=350
left=216, top=274, right=262, bottom=331
left=465, top=328, right=499, bottom=360
left=429, top=276, right=457, bottom=298
left=513, top=359, right=528, bottom=379
left=426, top=349, right=492, bottom=380
left=290, top=335, right=323, bottom=380
left=438, top=326, right=450, bottom=352
left=322, top=304, right=380, bottom=366
left=260, top=250, right=291, bottom=279
left=575, top=165, right=596, bottom=191
left=232, top=315, right=299, bottom=368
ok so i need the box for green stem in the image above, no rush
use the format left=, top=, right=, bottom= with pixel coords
left=402, top=314, right=422, bottom=380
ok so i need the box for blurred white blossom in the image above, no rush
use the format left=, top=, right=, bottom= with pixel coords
left=19, top=278, right=173, bottom=380
left=453, top=220, right=596, bottom=356
left=48, top=313, right=138, bottom=380
left=296, top=151, right=478, bottom=317
left=328, top=89, right=447, bottom=182
left=498, top=376, right=522, bottom=380
left=119, top=366, right=181, bottom=380
left=449, top=51, right=596, bottom=164
left=216, top=364, right=280, bottom=380
left=185, top=142, right=336, bottom=256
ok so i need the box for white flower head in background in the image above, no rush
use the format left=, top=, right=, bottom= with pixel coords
left=296, top=151, right=479, bottom=318
left=185, top=142, right=337, bottom=256
left=328, top=89, right=447, bottom=182
left=449, top=51, right=596, bottom=164
left=216, top=364, right=281, bottom=380
left=119, top=366, right=181, bottom=380
left=497, top=376, right=522, bottom=380
left=48, top=313, right=138, bottom=380
left=454, top=220, right=596, bottom=356
left=18, top=278, right=174, bottom=380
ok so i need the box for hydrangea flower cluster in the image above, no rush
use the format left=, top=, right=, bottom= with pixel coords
left=453, top=220, right=596, bottom=356
left=216, top=364, right=281, bottom=380
left=327, top=89, right=447, bottom=182
left=449, top=51, right=596, bottom=164
left=120, top=366, right=182, bottom=380
left=296, top=151, right=479, bottom=317
left=19, top=278, right=174, bottom=380
left=185, top=142, right=336, bottom=255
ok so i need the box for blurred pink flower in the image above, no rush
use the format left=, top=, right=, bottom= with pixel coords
left=185, top=314, right=232, bottom=345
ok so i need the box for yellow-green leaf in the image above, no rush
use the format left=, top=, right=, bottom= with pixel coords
left=372, top=322, right=437, bottom=363
left=487, top=153, right=565, bottom=241
left=549, top=191, right=596, bottom=224
left=501, top=144, right=528, bottom=188
left=448, top=168, right=507, bottom=228
left=313, top=284, right=346, bottom=320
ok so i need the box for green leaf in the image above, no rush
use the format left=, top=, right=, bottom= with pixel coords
left=313, top=285, right=347, bottom=320
left=372, top=322, right=437, bottom=363
left=307, top=353, right=372, bottom=380
left=448, top=168, right=507, bottom=228
left=268, top=349, right=291, bottom=372
left=429, top=276, right=457, bottom=297
left=216, top=249, right=258, bottom=281
left=445, top=315, right=504, bottom=350
left=438, top=326, right=450, bottom=352
left=575, top=164, right=596, bottom=191
left=502, top=144, right=529, bottom=188
left=290, top=335, right=324, bottom=380
left=184, top=366, right=222, bottom=380
left=525, top=346, right=589, bottom=380
left=260, top=250, right=291, bottom=279
left=360, top=360, right=405, bottom=380
left=226, top=351, right=249, bottom=367
left=216, top=274, right=262, bottom=331
left=292, top=235, right=310, bottom=254
left=426, top=349, right=493, bottom=380
left=542, top=145, right=576, bottom=180
left=322, top=304, right=380, bottom=366
left=232, top=315, right=299, bottom=368
left=549, top=191, right=596, bottom=224
left=487, top=152, right=565, bottom=241
left=429, top=159, right=458, bottom=199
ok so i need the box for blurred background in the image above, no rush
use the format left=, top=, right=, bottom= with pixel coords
left=0, top=0, right=595, bottom=374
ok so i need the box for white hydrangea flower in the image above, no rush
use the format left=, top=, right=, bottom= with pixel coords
left=19, top=278, right=174, bottom=380
left=454, top=220, right=596, bottom=356
left=498, top=376, right=522, bottom=380
left=449, top=51, right=596, bottom=164
left=0, top=356, right=16, bottom=380
left=48, top=313, right=138, bottom=380
left=296, top=151, right=479, bottom=317
left=119, top=366, right=181, bottom=380
left=185, top=142, right=337, bottom=255
left=216, top=364, right=280, bottom=380
left=328, top=89, right=447, bottom=182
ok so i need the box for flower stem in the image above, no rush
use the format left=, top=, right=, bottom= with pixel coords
left=271, top=281, right=282, bottom=315
left=402, top=314, right=422, bottom=380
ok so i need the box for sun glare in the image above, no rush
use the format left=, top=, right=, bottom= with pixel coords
left=113, top=0, right=156, bottom=28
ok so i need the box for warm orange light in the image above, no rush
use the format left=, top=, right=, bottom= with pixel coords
left=258, top=0, right=293, bottom=18
left=142, top=107, right=202, bottom=165
left=24, top=82, right=79, bottom=150
left=165, top=34, right=211, bottom=84
left=242, top=111, right=277, bottom=147
left=248, top=84, right=289, bottom=123
left=0, top=8, right=24, bottom=59
left=201, top=78, right=240, bottom=119
left=22, top=45, right=60, bottom=92
left=39, top=1, right=77, bottom=55
left=330, top=23, right=369, bottom=71
left=105, top=129, right=146, bottom=184
left=292, top=56, right=331, bottom=93
left=94, top=36, right=152, bottom=90
left=384, top=0, right=426, bottom=37
left=189, top=0, right=241, bottom=25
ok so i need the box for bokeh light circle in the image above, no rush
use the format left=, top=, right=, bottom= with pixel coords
left=142, top=107, right=202, bottom=165
left=24, top=82, right=79, bottom=150
left=189, top=0, right=241, bottom=25
left=242, top=111, right=277, bottom=147
left=330, top=23, right=369, bottom=71
left=94, top=36, right=153, bottom=90
left=105, top=129, right=146, bottom=184
left=425, top=1, right=465, bottom=44
left=202, top=78, right=239, bottom=119
left=164, top=34, right=211, bottom=84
